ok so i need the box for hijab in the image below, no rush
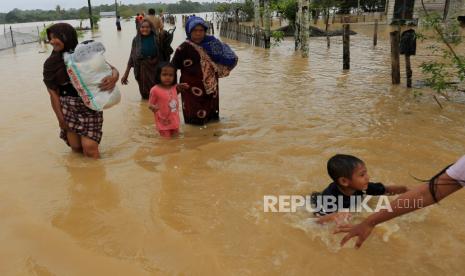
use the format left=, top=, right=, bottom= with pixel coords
left=185, top=16, right=237, bottom=68
left=42, top=23, right=78, bottom=90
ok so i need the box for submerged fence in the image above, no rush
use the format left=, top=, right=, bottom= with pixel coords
left=219, top=22, right=267, bottom=48
left=0, top=25, right=44, bottom=50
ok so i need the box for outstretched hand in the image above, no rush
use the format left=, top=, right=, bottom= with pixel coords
left=334, top=221, right=375, bottom=248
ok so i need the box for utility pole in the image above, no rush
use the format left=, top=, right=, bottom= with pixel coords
left=88, top=0, right=94, bottom=30
left=115, top=0, right=118, bottom=16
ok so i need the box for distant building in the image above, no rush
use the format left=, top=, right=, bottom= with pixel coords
left=100, top=11, right=116, bottom=18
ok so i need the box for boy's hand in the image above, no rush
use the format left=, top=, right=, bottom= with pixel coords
left=148, top=104, right=159, bottom=113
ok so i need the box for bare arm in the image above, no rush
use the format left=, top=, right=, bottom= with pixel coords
left=47, top=88, right=67, bottom=130
left=336, top=173, right=462, bottom=248
left=384, top=185, right=409, bottom=195
left=122, top=41, right=135, bottom=85
left=121, top=64, right=132, bottom=85
left=99, top=63, right=119, bottom=91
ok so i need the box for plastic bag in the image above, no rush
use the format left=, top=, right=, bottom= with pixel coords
left=64, top=40, right=121, bottom=111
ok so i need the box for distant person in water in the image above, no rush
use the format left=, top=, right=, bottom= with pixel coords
left=135, top=13, right=144, bottom=29
left=42, top=23, right=119, bottom=158
left=122, top=19, right=161, bottom=100
left=148, top=62, right=189, bottom=138
left=172, top=16, right=238, bottom=125
left=146, top=8, right=163, bottom=36
left=116, top=15, right=122, bottom=31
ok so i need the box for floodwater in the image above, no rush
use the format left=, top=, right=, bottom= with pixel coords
left=1, top=15, right=465, bottom=275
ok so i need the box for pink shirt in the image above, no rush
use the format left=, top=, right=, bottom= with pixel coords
left=149, top=85, right=180, bottom=131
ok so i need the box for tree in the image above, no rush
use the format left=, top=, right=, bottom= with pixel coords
left=88, top=0, right=94, bottom=29
left=263, top=0, right=271, bottom=48
left=417, top=0, right=465, bottom=107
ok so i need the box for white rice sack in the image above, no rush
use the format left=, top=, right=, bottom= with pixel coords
left=64, top=40, right=121, bottom=111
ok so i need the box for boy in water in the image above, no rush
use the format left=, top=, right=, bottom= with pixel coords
left=312, top=154, right=408, bottom=224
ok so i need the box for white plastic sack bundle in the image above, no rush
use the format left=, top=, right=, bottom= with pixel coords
left=64, top=40, right=121, bottom=111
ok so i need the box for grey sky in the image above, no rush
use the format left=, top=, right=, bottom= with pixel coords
left=0, top=0, right=191, bottom=13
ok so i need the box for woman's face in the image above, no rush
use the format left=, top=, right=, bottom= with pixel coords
left=49, top=33, right=65, bottom=52
left=191, top=25, right=206, bottom=43
left=139, top=22, right=151, bottom=36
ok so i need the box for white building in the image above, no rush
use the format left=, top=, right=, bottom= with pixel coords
left=100, top=11, right=117, bottom=18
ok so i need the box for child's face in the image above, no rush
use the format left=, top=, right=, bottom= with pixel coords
left=341, top=163, right=370, bottom=191
left=160, top=67, right=175, bottom=86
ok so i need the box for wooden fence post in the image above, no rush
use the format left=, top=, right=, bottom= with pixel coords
left=390, top=31, right=401, bottom=84
left=343, top=24, right=350, bottom=70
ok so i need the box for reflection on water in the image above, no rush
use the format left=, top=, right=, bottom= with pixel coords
left=0, top=15, right=465, bottom=275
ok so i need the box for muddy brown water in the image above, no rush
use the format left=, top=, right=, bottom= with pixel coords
left=0, top=16, right=465, bottom=275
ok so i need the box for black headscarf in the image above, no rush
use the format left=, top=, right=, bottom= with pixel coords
left=43, top=23, right=78, bottom=90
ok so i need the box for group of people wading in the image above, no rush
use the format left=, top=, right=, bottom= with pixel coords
left=43, top=15, right=238, bottom=158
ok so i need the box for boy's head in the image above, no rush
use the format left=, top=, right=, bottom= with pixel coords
left=327, top=154, right=369, bottom=191
left=148, top=8, right=156, bottom=15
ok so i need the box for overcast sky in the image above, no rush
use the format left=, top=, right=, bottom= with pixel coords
left=0, top=0, right=198, bottom=12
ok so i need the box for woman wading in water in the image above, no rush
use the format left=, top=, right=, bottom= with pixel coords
left=172, top=16, right=237, bottom=125
left=121, top=19, right=162, bottom=100
left=43, top=23, right=119, bottom=158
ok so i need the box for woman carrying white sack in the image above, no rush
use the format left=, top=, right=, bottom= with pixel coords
left=64, top=40, right=121, bottom=111
left=43, top=23, right=119, bottom=159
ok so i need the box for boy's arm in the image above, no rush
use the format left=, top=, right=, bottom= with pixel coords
left=384, top=185, right=409, bottom=195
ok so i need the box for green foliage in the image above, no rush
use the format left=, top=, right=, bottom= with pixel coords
left=418, top=11, right=465, bottom=98
left=39, top=24, right=53, bottom=41
left=215, top=0, right=254, bottom=21
left=91, top=15, right=101, bottom=29
left=273, top=0, right=297, bottom=24
left=271, top=30, right=285, bottom=47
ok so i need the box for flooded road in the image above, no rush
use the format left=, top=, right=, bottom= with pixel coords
left=1, top=16, right=465, bottom=275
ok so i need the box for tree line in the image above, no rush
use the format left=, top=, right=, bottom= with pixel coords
left=0, top=1, right=221, bottom=24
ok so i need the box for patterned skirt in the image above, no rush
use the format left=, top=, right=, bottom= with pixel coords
left=59, top=96, right=104, bottom=145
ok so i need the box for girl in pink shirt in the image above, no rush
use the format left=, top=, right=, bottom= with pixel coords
left=149, top=63, right=189, bottom=137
